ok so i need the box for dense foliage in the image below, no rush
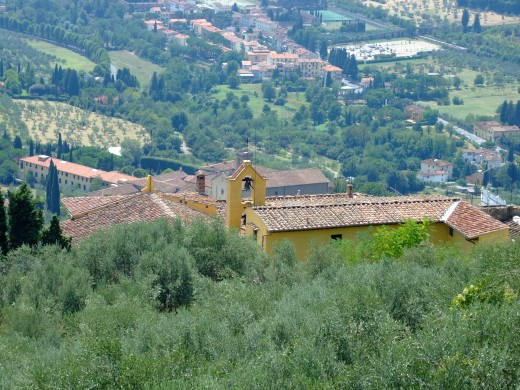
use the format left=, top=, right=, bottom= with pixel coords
left=0, top=217, right=518, bottom=387
left=457, top=0, right=520, bottom=15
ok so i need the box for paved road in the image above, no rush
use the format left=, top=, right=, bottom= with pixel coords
left=438, top=117, right=505, bottom=153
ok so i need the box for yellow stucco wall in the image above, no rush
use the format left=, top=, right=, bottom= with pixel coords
left=226, top=161, right=266, bottom=229
left=245, top=212, right=510, bottom=260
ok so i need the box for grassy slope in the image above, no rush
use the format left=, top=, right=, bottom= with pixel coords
left=212, top=83, right=308, bottom=120
left=433, top=68, right=520, bottom=119
left=109, top=50, right=165, bottom=88
left=24, top=39, right=96, bottom=72
left=15, top=100, right=149, bottom=148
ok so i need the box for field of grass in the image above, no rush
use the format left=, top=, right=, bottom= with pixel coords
left=212, top=83, right=308, bottom=120
left=109, top=50, right=164, bottom=88
left=422, top=68, right=520, bottom=119
left=25, top=39, right=96, bottom=72
left=15, top=100, right=149, bottom=148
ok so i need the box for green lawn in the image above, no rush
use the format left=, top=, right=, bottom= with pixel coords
left=109, top=50, right=164, bottom=88
left=212, top=83, right=308, bottom=119
left=25, top=39, right=96, bottom=72
left=423, top=68, right=520, bottom=119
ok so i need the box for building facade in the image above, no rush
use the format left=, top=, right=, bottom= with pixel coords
left=20, top=155, right=136, bottom=192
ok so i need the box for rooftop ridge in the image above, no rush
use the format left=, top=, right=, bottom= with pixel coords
left=441, top=201, right=460, bottom=222
left=257, top=196, right=459, bottom=210
left=70, top=192, right=144, bottom=219
left=150, top=193, right=179, bottom=219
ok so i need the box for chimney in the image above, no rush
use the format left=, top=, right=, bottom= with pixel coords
left=347, top=183, right=353, bottom=198
left=196, top=170, right=206, bottom=195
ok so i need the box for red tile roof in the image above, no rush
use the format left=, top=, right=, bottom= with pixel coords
left=62, top=195, right=130, bottom=218
left=443, top=201, right=509, bottom=239
left=21, top=156, right=136, bottom=184
left=252, top=195, right=508, bottom=238
left=263, top=168, right=330, bottom=188
left=422, top=158, right=452, bottom=167
left=61, top=193, right=205, bottom=242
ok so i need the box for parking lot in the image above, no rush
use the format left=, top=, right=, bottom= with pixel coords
left=335, top=40, right=441, bottom=62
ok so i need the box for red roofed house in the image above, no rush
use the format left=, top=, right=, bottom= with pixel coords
left=222, top=161, right=509, bottom=259
left=323, top=64, right=343, bottom=82
left=474, top=121, right=520, bottom=143
left=61, top=179, right=206, bottom=243
left=20, top=155, right=136, bottom=192
left=417, top=158, right=453, bottom=183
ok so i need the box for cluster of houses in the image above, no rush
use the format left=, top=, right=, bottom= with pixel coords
left=55, top=159, right=513, bottom=259
left=415, top=147, right=503, bottom=185
left=143, top=2, right=344, bottom=82
left=19, top=150, right=332, bottom=200
left=19, top=149, right=518, bottom=258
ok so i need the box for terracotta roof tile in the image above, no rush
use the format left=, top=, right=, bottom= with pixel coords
left=86, top=185, right=141, bottom=197
left=62, top=195, right=129, bottom=217
left=62, top=193, right=205, bottom=242
left=263, top=168, right=330, bottom=188
left=254, top=196, right=454, bottom=232
left=505, top=219, right=520, bottom=240
left=444, top=201, right=509, bottom=239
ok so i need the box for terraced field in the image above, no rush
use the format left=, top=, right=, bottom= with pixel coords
left=15, top=100, right=149, bottom=148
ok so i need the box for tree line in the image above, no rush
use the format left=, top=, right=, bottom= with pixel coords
left=457, top=0, right=520, bottom=15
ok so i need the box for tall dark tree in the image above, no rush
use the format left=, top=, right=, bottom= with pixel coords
left=57, top=132, right=63, bottom=159
left=29, top=139, right=34, bottom=157
left=319, top=40, right=328, bottom=60
left=0, top=59, right=3, bottom=78
left=461, top=9, right=470, bottom=32
left=508, top=147, right=514, bottom=163
left=67, top=70, right=80, bottom=96
left=473, top=13, right=482, bottom=33
left=41, top=215, right=71, bottom=250
left=345, top=54, right=358, bottom=80
left=500, top=100, right=509, bottom=123
left=46, top=160, right=60, bottom=215
left=0, top=191, right=8, bottom=255
left=13, top=135, right=22, bottom=149
left=8, top=183, right=44, bottom=250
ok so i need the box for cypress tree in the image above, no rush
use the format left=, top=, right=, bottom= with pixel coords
left=51, top=165, right=60, bottom=216
left=29, top=139, right=34, bottom=157
left=0, top=59, right=3, bottom=78
left=461, top=9, right=469, bottom=33
left=13, top=135, right=22, bottom=149
left=8, top=183, right=44, bottom=250
left=500, top=100, right=508, bottom=123
left=46, top=160, right=55, bottom=210
left=46, top=160, right=60, bottom=215
left=515, top=101, right=520, bottom=126
left=0, top=191, right=8, bottom=255
left=473, top=13, right=482, bottom=33
left=41, top=215, right=70, bottom=250
left=506, top=101, right=515, bottom=125
left=51, top=64, right=60, bottom=85
left=57, top=132, right=63, bottom=159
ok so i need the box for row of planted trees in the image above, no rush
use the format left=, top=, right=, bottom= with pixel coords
left=0, top=214, right=518, bottom=387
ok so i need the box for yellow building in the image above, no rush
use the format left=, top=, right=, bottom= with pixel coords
left=224, top=161, right=510, bottom=259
